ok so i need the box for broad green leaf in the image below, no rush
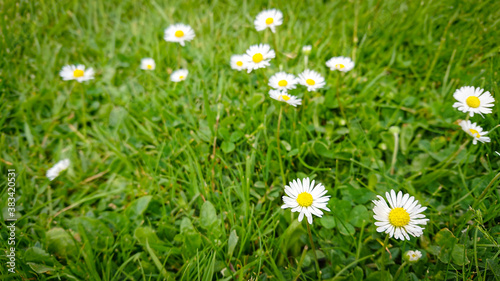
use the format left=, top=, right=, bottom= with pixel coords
left=319, top=216, right=336, bottom=229
left=353, top=266, right=364, bottom=280
left=69, top=217, right=115, bottom=250
left=125, top=195, right=152, bottom=220
left=287, top=148, right=299, bottom=157
left=230, top=131, right=244, bottom=142
left=450, top=244, right=469, bottom=266
left=200, top=201, right=218, bottom=229
left=46, top=228, right=78, bottom=259
left=435, top=228, right=458, bottom=247
left=24, top=247, right=53, bottom=265
left=434, top=228, right=469, bottom=265
left=400, top=123, right=415, bottom=155
left=280, top=140, right=291, bottom=151
left=329, top=198, right=351, bottom=221
left=314, top=141, right=334, bottom=159
left=349, top=205, right=370, bottom=227
left=180, top=217, right=195, bottom=234
left=342, top=186, right=376, bottom=204
left=27, top=262, right=54, bottom=274
left=99, top=211, right=129, bottom=231
left=221, top=141, right=235, bottom=153
left=183, top=231, right=202, bottom=257
left=227, top=230, right=239, bottom=259
left=280, top=219, right=304, bottom=254
left=337, top=219, right=355, bottom=236
left=366, top=271, right=392, bottom=281
left=487, top=259, right=500, bottom=278
left=134, top=226, right=162, bottom=246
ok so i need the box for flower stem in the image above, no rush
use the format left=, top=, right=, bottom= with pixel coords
left=336, top=73, right=346, bottom=120
left=472, top=171, right=500, bottom=208
left=380, top=234, right=390, bottom=271
left=393, top=261, right=407, bottom=280
left=306, top=223, right=321, bottom=280
left=390, top=131, right=399, bottom=175
left=292, top=245, right=309, bottom=281
left=272, top=32, right=279, bottom=61
left=177, top=45, right=181, bottom=68
left=81, top=85, right=87, bottom=137
left=276, top=105, right=286, bottom=185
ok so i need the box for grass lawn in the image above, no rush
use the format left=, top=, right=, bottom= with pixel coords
left=1, top=0, right=500, bottom=280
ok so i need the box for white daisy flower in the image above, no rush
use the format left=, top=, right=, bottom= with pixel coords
left=140, top=58, right=155, bottom=70
left=254, top=9, right=283, bottom=33
left=453, top=86, right=495, bottom=117
left=297, top=69, right=325, bottom=92
left=59, top=65, right=94, bottom=83
left=326, top=56, right=355, bottom=72
left=302, top=45, right=312, bottom=55
left=230, top=55, right=246, bottom=71
left=46, top=159, right=70, bottom=181
left=405, top=250, right=422, bottom=263
left=372, top=190, right=429, bottom=241
left=170, top=69, right=188, bottom=82
left=243, top=44, right=275, bottom=73
left=164, top=23, right=195, bottom=46
left=268, top=72, right=298, bottom=90
left=269, top=89, right=302, bottom=107
left=459, top=120, right=491, bottom=145
left=281, top=177, right=331, bottom=224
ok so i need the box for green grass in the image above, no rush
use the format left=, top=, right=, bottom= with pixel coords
left=1, top=0, right=500, bottom=280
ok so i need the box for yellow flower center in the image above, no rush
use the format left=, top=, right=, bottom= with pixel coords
left=296, top=192, right=313, bottom=207
left=469, top=129, right=480, bottom=138
left=147, top=64, right=152, bottom=69
left=388, top=207, right=410, bottom=227
left=466, top=96, right=480, bottom=108
left=175, top=30, right=184, bottom=38
left=252, top=53, right=264, bottom=63
left=265, top=17, right=274, bottom=25
left=73, top=69, right=84, bottom=78
left=278, top=80, right=288, bottom=87
left=279, top=95, right=290, bottom=101
left=236, top=61, right=243, bottom=67
left=412, top=254, right=417, bottom=258
left=335, top=64, right=345, bottom=69
left=179, top=76, right=185, bottom=80
left=306, top=79, right=315, bottom=85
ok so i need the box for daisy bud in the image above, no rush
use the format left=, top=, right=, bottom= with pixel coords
left=302, top=45, right=312, bottom=55
left=404, top=250, right=422, bottom=263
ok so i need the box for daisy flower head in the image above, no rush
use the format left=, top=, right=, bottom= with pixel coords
left=326, top=56, right=355, bottom=72
left=254, top=9, right=283, bottom=33
left=281, top=177, right=331, bottom=224
left=453, top=86, right=495, bottom=117
left=269, top=89, right=302, bottom=107
left=170, top=69, right=188, bottom=82
left=298, top=69, right=325, bottom=92
left=46, top=159, right=70, bottom=181
left=404, top=250, right=422, bottom=263
left=243, top=44, right=275, bottom=73
left=59, top=64, right=94, bottom=83
left=230, top=55, right=247, bottom=71
left=459, top=120, right=490, bottom=145
left=140, top=58, right=155, bottom=70
left=268, top=72, right=298, bottom=91
left=302, top=45, right=312, bottom=55
left=164, top=23, right=195, bottom=46
left=372, top=190, right=429, bottom=241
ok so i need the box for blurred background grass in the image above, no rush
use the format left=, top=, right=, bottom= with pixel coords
left=1, top=0, right=500, bottom=280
